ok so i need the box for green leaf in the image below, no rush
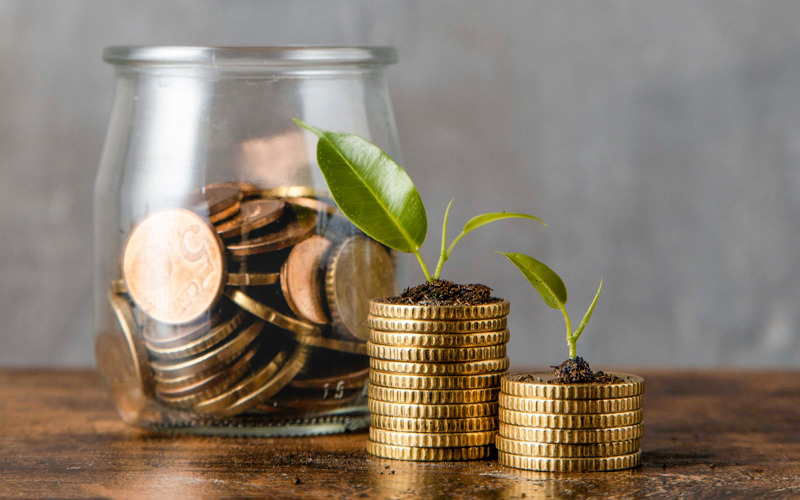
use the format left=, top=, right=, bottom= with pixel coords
left=571, top=278, right=602, bottom=341
left=294, top=119, right=427, bottom=253
left=462, top=212, right=546, bottom=234
left=498, top=252, right=567, bottom=309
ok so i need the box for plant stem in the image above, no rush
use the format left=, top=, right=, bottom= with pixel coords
left=561, top=306, right=576, bottom=359
left=414, top=250, right=433, bottom=282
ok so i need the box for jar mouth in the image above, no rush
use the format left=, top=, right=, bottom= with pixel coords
left=103, top=46, right=397, bottom=66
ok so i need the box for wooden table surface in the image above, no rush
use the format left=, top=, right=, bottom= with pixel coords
left=1, top=369, right=799, bottom=499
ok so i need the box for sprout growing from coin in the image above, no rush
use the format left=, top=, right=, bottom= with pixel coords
left=498, top=252, right=602, bottom=361
left=294, top=119, right=545, bottom=282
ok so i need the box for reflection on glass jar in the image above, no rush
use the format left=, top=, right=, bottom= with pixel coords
left=94, top=46, right=400, bottom=436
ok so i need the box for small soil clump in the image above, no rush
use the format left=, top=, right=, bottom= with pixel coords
left=547, top=356, right=623, bottom=384
left=382, top=280, right=499, bottom=306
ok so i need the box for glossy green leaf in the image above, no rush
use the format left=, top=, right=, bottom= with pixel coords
left=462, top=212, right=546, bottom=235
left=498, top=252, right=567, bottom=309
left=295, top=119, right=427, bottom=253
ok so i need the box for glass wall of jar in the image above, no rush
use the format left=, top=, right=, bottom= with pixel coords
left=94, top=46, right=400, bottom=436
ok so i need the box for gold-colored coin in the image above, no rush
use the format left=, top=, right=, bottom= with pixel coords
left=369, top=415, right=498, bottom=434
left=227, top=212, right=317, bottom=258
left=122, top=208, right=226, bottom=325
left=285, top=197, right=339, bottom=216
left=367, top=316, right=506, bottom=334
left=502, top=372, right=645, bottom=400
left=326, top=236, right=396, bottom=341
left=368, top=385, right=499, bottom=405
left=149, top=320, right=262, bottom=379
left=499, top=408, right=643, bottom=429
left=499, top=394, right=643, bottom=415
left=261, top=186, right=323, bottom=199
left=369, top=427, right=496, bottom=448
left=498, top=450, right=641, bottom=472
left=205, top=181, right=262, bottom=200
left=95, top=332, right=149, bottom=422
left=370, top=371, right=505, bottom=390
left=369, top=329, right=509, bottom=348
left=141, top=310, right=223, bottom=348
left=227, top=289, right=321, bottom=337
left=297, top=335, right=367, bottom=355
left=369, top=357, right=509, bottom=376
left=155, top=347, right=257, bottom=408
left=280, top=235, right=332, bottom=324
left=495, top=435, right=640, bottom=458
left=369, top=300, right=510, bottom=321
left=107, top=292, right=154, bottom=396
left=291, top=367, right=370, bottom=390
left=367, top=441, right=492, bottom=462
left=195, top=185, right=242, bottom=217
left=208, top=202, right=240, bottom=224
left=192, top=349, right=289, bottom=415
left=200, top=346, right=309, bottom=417
left=215, top=199, right=286, bottom=239
left=226, top=272, right=280, bottom=286
left=498, top=422, right=644, bottom=444
left=145, top=311, right=245, bottom=360
left=367, top=343, right=506, bottom=362
left=368, top=400, right=498, bottom=419
left=111, top=279, right=128, bottom=294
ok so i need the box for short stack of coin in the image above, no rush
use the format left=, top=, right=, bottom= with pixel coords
left=365, top=301, right=510, bottom=461
left=104, top=182, right=395, bottom=423
left=497, top=372, right=645, bottom=472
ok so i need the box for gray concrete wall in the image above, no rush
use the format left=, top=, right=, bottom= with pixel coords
left=2, top=1, right=799, bottom=367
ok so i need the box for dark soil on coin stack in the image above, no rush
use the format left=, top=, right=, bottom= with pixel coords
left=520, top=356, right=624, bottom=384
left=382, top=280, right=500, bottom=306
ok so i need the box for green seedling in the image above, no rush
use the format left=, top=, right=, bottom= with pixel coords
left=499, top=252, right=602, bottom=360
left=295, top=119, right=545, bottom=282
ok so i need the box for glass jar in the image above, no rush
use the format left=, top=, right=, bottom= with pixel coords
left=94, top=46, right=400, bottom=436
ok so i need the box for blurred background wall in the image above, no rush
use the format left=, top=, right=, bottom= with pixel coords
left=1, top=0, right=799, bottom=368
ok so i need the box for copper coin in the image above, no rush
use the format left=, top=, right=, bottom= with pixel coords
left=227, top=212, right=317, bottom=258
left=325, top=236, right=395, bottom=341
left=285, top=197, right=339, bottom=217
left=280, top=235, right=332, bottom=324
left=195, top=185, right=242, bottom=216
left=122, top=208, right=226, bottom=325
left=205, top=181, right=262, bottom=199
left=215, top=199, right=286, bottom=239
left=106, top=292, right=154, bottom=397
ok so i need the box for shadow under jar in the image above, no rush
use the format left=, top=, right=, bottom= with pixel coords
left=94, top=46, right=400, bottom=436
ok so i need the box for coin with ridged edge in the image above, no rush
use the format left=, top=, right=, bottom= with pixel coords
left=369, top=329, right=509, bottom=348
left=368, top=385, right=499, bottom=405
left=502, top=372, right=645, bottom=400
left=107, top=292, right=154, bottom=396
left=369, top=300, right=509, bottom=321
left=495, top=435, right=640, bottom=458
left=369, top=427, right=496, bottom=448
left=366, top=440, right=492, bottom=462
left=227, top=212, right=317, bottom=258
left=227, top=289, right=321, bottom=337
left=499, top=408, right=643, bottom=429
left=370, top=371, right=505, bottom=390
left=367, top=343, right=506, bottom=362
left=145, top=311, right=245, bottom=360
left=326, top=236, right=395, bottom=341
left=296, top=335, right=367, bottom=355
left=369, top=399, right=498, bottom=419
left=498, top=450, right=641, bottom=472
left=214, top=199, right=285, bottom=239
left=499, top=422, right=643, bottom=444
left=369, top=415, right=498, bottom=434
left=499, top=394, right=642, bottom=415
left=370, top=357, right=509, bottom=376
left=367, top=317, right=506, bottom=334
left=226, top=272, right=280, bottom=287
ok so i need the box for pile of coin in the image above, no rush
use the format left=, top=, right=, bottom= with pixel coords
left=496, top=372, right=645, bottom=472
left=365, top=301, right=510, bottom=461
left=101, top=182, right=396, bottom=423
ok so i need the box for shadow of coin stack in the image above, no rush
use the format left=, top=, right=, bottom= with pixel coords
left=365, top=301, right=510, bottom=461
left=104, top=182, right=395, bottom=429
left=497, top=372, right=645, bottom=472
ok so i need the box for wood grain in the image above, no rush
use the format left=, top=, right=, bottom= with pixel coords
left=1, top=369, right=799, bottom=498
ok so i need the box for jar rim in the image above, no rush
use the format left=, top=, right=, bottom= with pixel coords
left=103, top=46, right=397, bottom=66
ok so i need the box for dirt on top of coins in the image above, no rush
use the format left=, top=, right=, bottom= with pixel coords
left=381, top=280, right=500, bottom=306
left=519, top=356, right=623, bottom=384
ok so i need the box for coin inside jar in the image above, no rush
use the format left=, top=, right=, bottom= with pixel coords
left=326, top=235, right=395, bottom=341
left=122, top=208, right=226, bottom=325
left=280, top=235, right=332, bottom=324
left=193, top=185, right=243, bottom=222
left=215, top=199, right=286, bottom=239
left=227, top=212, right=317, bottom=258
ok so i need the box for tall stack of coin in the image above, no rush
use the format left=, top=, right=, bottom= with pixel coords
left=103, top=182, right=395, bottom=425
left=497, top=372, right=645, bottom=472
left=365, top=301, right=510, bottom=461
